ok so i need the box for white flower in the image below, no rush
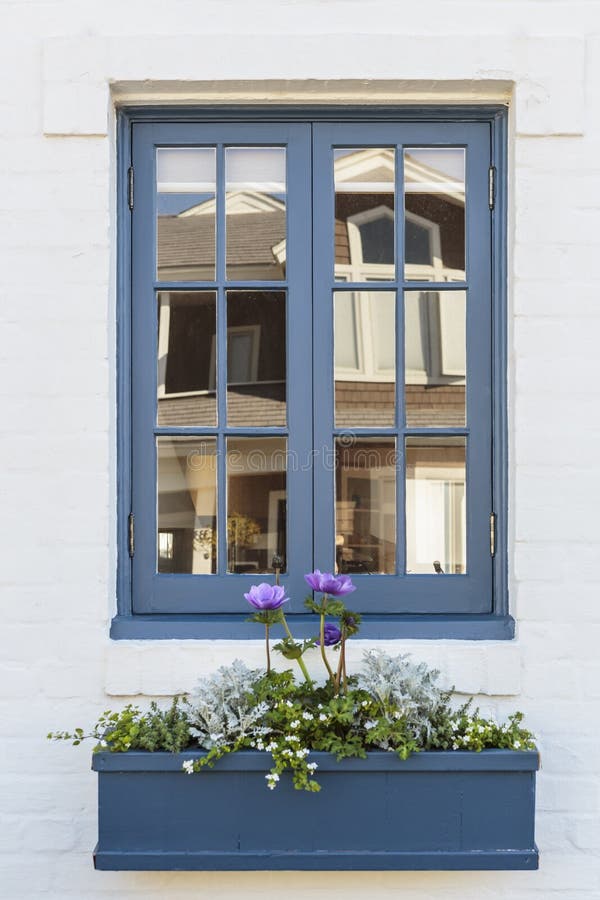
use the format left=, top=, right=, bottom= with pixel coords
left=256, top=740, right=265, bottom=750
left=290, top=720, right=300, bottom=729
left=319, top=713, right=328, bottom=722
left=514, top=740, right=521, bottom=749
left=265, top=772, right=280, bottom=782
left=265, top=742, right=277, bottom=752
left=302, top=712, right=314, bottom=721
left=452, top=743, right=459, bottom=750
left=296, top=748, right=309, bottom=758
left=182, top=760, right=195, bottom=775
left=285, top=734, right=299, bottom=743
left=307, top=762, right=318, bottom=772
left=361, top=700, right=369, bottom=708
left=286, top=700, right=294, bottom=708
left=282, top=748, right=293, bottom=756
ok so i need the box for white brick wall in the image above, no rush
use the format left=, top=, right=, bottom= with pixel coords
left=1, top=1, right=600, bottom=897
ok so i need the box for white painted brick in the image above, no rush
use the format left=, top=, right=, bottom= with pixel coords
left=0, top=4, right=599, bottom=898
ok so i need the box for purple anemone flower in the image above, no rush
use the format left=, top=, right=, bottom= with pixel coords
left=244, top=583, right=289, bottom=611
left=316, top=623, right=342, bottom=646
left=304, top=569, right=357, bottom=597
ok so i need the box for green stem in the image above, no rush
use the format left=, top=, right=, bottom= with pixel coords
left=281, top=613, right=313, bottom=685
left=320, top=595, right=335, bottom=680
left=265, top=623, right=271, bottom=674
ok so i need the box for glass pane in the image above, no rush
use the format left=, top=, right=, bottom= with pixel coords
left=404, top=149, right=465, bottom=281
left=225, top=147, right=286, bottom=280
left=405, top=290, right=466, bottom=427
left=156, top=148, right=216, bottom=281
left=226, top=291, right=286, bottom=426
left=157, top=292, right=217, bottom=426
left=227, top=437, right=287, bottom=573
left=334, top=291, right=395, bottom=427
left=334, top=148, right=395, bottom=281
left=405, top=436, right=466, bottom=575
left=335, top=437, right=396, bottom=574
left=157, top=437, right=217, bottom=574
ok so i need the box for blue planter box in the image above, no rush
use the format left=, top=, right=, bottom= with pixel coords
left=92, top=749, right=539, bottom=871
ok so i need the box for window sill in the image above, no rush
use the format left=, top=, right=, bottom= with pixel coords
left=110, top=614, right=514, bottom=641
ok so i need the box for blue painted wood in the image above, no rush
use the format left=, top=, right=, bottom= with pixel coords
left=110, top=612, right=515, bottom=640
left=311, top=122, right=492, bottom=614
left=130, top=122, right=313, bottom=613
left=117, top=108, right=508, bottom=635
left=92, top=750, right=538, bottom=871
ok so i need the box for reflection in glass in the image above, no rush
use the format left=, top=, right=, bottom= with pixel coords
left=334, top=291, right=395, bottom=427
left=156, top=148, right=216, bottom=281
left=405, top=290, right=466, bottom=427
left=226, top=292, right=286, bottom=426
left=227, top=437, right=287, bottom=573
left=225, top=147, right=286, bottom=281
left=157, top=292, right=217, bottom=426
left=157, top=437, right=217, bottom=574
left=334, top=148, right=395, bottom=281
left=405, top=437, right=466, bottom=575
left=404, top=148, right=465, bottom=280
left=335, top=438, right=396, bottom=574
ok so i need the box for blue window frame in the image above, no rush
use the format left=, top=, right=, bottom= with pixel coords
left=113, top=107, right=510, bottom=640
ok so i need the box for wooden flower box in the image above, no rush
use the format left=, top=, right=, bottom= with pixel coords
left=92, top=749, right=539, bottom=871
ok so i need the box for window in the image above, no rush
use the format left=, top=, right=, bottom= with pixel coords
left=114, top=108, right=509, bottom=640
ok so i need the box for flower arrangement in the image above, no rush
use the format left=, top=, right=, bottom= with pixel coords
left=49, top=572, right=535, bottom=792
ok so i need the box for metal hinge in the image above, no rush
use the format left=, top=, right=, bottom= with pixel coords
left=488, top=165, right=496, bottom=211
left=128, top=513, right=135, bottom=558
left=490, top=512, right=497, bottom=557
left=127, top=166, right=134, bottom=211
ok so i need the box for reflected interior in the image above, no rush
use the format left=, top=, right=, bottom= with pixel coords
left=404, top=148, right=465, bottom=281
left=156, top=148, right=217, bottom=281
left=157, top=437, right=217, bottom=574
left=405, top=436, right=466, bottom=575
left=334, top=148, right=395, bottom=282
left=226, top=291, right=286, bottom=426
left=157, top=292, right=217, bottom=426
left=227, top=437, right=287, bottom=573
left=405, top=290, right=466, bottom=427
left=334, top=290, right=395, bottom=427
left=226, top=147, right=287, bottom=281
left=335, top=438, right=396, bottom=575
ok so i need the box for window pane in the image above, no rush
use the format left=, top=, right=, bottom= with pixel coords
left=405, top=290, right=466, bottom=427
left=405, top=436, right=466, bottom=575
left=334, top=148, right=395, bottom=281
left=156, top=148, right=216, bottom=281
left=157, top=291, right=217, bottom=426
left=335, top=437, right=396, bottom=574
left=334, top=291, right=395, bottom=427
left=157, top=437, right=217, bottom=574
left=226, top=291, right=286, bottom=426
left=404, top=149, right=465, bottom=281
left=225, top=147, right=286, bottom=280
left=227, top=437, right=287, bottom=573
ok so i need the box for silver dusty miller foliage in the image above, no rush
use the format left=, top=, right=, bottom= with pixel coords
left=187, top=660, right=269, bottom=750
left=359, top=650, right=452, bottom=746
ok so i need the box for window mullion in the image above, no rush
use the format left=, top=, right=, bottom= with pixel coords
left=216, top=145, right=228, bottom=575
left=396, top=143, right=407, bottom=577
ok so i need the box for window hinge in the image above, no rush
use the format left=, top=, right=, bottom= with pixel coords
left=128, top=513, right=135, bottom=558
left=490, top=512, right=497, bottom=558
left=128, top=166, right=134, bottom=211
left=488, top=165, right=496, bottom=211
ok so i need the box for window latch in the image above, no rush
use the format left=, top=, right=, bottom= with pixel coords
left=128, top=513, right=135, bottom=558
left=488, top=166, right=496, bottom=211
left=490, top=512, right=496, bottom=557
left=128, top=166, right=134, bottom=211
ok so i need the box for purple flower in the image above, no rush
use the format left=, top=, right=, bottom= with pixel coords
left=304, top=569, right=357, bottom=597
left=316, top=623, right=342, bottom=646
left=244, top=583, right=289, bottom=611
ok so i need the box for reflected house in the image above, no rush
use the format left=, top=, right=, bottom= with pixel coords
left=156, top=149, right=466, bottom=576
